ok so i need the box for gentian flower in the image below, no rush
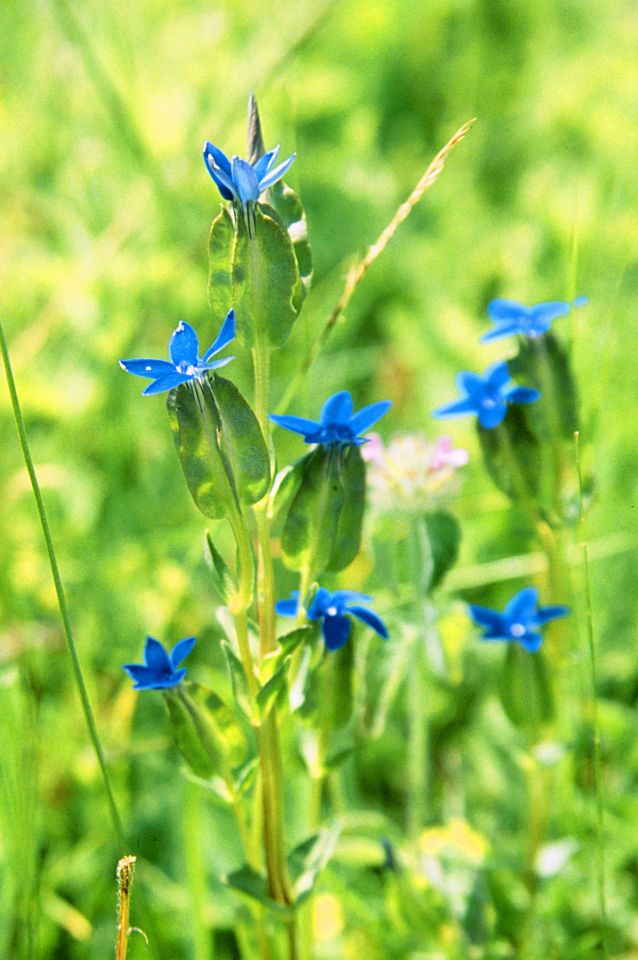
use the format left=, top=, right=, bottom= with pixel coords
left=203, top=141, right=296, bottom=212
left=123, top=636, right=196, bottom=690
left=432, top=361, right=539, bottom=429
left=469, top=587, right=569, bottom=653
left=119, top=309, right=235, bottom=396
left=481, top=296, right=588, bottom=343
left=270, top=390, right=392, bottom=448
left=276, top=587, right=388, bottom=651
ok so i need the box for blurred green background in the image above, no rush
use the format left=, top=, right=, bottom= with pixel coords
left=2, top=0, right=638, bottom=956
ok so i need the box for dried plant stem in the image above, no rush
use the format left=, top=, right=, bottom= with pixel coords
left=278, top=118, right=476, bottom=412
left=115, top=857, right=137, bottom=960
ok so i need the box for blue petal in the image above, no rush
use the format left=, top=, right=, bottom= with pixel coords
left=170, top=636, right=196, bottom=670
left=202, top=308, right=236, bottom=362
left=331, top=590, right=372, bottom=606
left=457, top=371, right=486, bottom=397
left=468, top=604, right=503, bottom=628
left=487, top=299, right=528, bottom=322
left=119, top=358, right=175, bottom=379
left=258, top=152, right=296, bottom=191
left=232, top=156, right=260, bottom=205
left=518, top=633, right=542, bottom=653
left=505, top=587, right=539, bottom=622
left=142, top=372, right=192, bottom=396
left=433, top=396, right=480, bottom=419
left=307, top=587, right=332, bottom=621
left=144, top=636, right=171, bottom=673
left=485, top=361, right=511, bottom=391
left=348, top=605, right=389, bottom=639
left=505, top=386, right=541, bottom=405
left=203, top=142, right=234, bottom=201
left=529, top=301, right=571, bottom=325
left=321, top=391, right=353, bottom=424
left=479, top=322, right=523, bottom=344
left=534, top=604, right=570, bottom=625
left=122, top=664, right=152, bottom=684
left=138, top=668, right=187, bottom=690
left=169, top=321, right=199, bottom=367
left=269, top=413, right=321, bottom=437
left=253, top=146, right=280, bottom=181
left=322, top=614, right=352, bottom=651
left=202, top=356, right=235, bottom=372
left=275, top=591, right=301, bottom=618
left=477, top=400, right=507, bottom=428
left=349, top=400, right=392, bottom=437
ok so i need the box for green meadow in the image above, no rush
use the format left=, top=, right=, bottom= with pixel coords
left=1, top=0, right=638, bottom=957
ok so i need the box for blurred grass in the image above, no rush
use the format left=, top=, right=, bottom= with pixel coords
left=2, top=0, right=638, bottom=956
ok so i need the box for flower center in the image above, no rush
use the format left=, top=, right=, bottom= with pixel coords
left=176, top=360, right=198, bottom=376
left=326, top=606, right=338, bottom=617
left=510, top=622, right=526, bottom=638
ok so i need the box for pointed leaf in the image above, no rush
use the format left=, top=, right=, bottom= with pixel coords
left=267, top=184, right=313, bottom=312
left=422, top=510, right=461, bottom=590
left=163, top=682, right=248, bottom=779
left=289, top=823, right=342, bottom=905
left=208, top=206, right=236, bottom=321
left=232, top=206, right=299, bottom=348
left=223, top=864, right=290, bottom=914
left=167, top=382, right=239, bottom=521
left=326, top=446, right=366, bottom=572
left=478, top=407, right=542, bottom=507
left=204, top=531, right=236, bottom=603
left=270, top=455, right=310, bottom=534
left=256, top=665, right=288, bottom=718
left=499, top=644, right=555, bottom=733
left=221, top=640, right=252, bottom=718
left=213, top=374, right=271, bottom=504
left=281, top=448, right=344, bottom=575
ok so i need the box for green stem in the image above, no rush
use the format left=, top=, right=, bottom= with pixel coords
left=576, top=433, right=608, bottom=957
left=0, top=322, right=125, bottom=847
left=183, top=784, right=209, bottom=960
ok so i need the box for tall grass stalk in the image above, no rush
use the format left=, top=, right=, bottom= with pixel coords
left=0, top=321, right=126, bottom=847
left=575, top=431, right=608, bottom=957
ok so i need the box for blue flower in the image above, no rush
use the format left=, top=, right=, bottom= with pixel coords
left=481, top=296, right=588, bottom=343
left=203, top=141, right=296, bottom=210
left=119, top=309, right=235, bottom=396
left=432, top=361, right=540, bottom=429
left=469, top=587, right=569, bottom=653
left=270, top=390, right=392, bottom=448
left=123, top=636, right=196, bottom=690
left=276, top=588, right=388, bottom=651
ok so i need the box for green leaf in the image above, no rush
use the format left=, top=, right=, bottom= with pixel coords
left=204, top=531, right=236, bottom=603
left=478, top=409, right=541, bottom=507
left=208, top=206, right=236, bottom=320
left=223, top=864, right=291, bottom=914
left=270, top=456, right=308, bottom=534
left=288, top=823, right=341, bottom=905
left=221, top=640, right=252, bottom=718
left=421, top=510, right=461, bottom=590
left=510, top=332, right=579, bottom=441
left=167, top=380, right=238, bottom=521
left=232, top=206, right=299, bottom=348
left=499, top=645, right=555, bottom=732
left=267, top=183, right=313, bottom=312
left=163, top=682, right=248, bottom=779
left=255, top=665, right=288, bottom=718
left=327, top=446, right=366, bottom=572
left=281, top=447, right=345, bottom=575
left=213, top=374, right=271, bottom=504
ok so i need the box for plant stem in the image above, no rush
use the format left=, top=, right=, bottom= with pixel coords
left=115, top=857, right=137, bottom=960
left=0, top=322, right=126, bottom=847
left=575, top=432, right=608, bottom=957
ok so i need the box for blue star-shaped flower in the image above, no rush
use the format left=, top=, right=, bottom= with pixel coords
left=480, top=296, right=588, bottom=343
left=119, top=309, right=235, bottom=396
left=469, top=587, right=569, bottom=653
left=123, top=636, right=196, bottom=690
left=432, top=361, right=540, bottom=429
left=203, top=141, right=296, bottom=211
left=276, top=587, right=388, bottom=651
left=270, top=390, right=392, bottom=448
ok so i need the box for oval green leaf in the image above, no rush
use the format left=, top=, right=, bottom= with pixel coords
left=281, top=447, right=344, bottom=574
left=327, top=446, right=366, bottom=573
left=213, top=374, right=271, bottom=504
